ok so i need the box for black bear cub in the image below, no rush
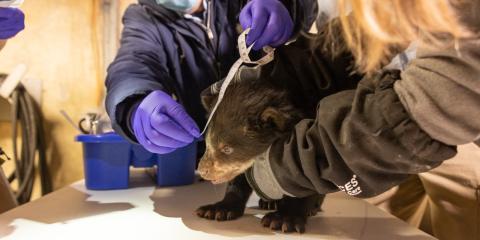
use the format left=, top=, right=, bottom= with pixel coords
left=196, top=34, right=361, bottom=233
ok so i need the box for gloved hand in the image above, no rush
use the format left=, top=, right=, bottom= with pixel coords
left=0, top=7, right=25, bottom=40
left=132, top=90, right=201, bottom=154
left=239, top=0, right=293, bottom=51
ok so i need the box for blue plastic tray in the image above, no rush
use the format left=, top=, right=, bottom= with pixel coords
left=76, top=133, right=196, bottom=190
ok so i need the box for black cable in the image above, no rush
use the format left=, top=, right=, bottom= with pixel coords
left=2, top=77, right=52, bottom=204
left=34, top=93, right=52, bottom=195
left=17, top=88, right=36, bottom=203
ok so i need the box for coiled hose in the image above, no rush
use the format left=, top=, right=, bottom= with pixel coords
left=0, top=74, right=52, bottom=204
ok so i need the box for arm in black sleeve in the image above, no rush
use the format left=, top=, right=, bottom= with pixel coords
left=105, top=4, right=174, bottom=142
left=250, top=70, right=457, bottom=199
left=278, top=0, right=318, bottom=35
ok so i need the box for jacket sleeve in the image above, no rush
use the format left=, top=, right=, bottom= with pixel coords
left=250, top=70, right=457, bottom=199
left=105, top=4, right=173, bottom=141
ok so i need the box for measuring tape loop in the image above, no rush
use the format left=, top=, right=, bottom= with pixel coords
left=201, top=29, right=276, bottom=135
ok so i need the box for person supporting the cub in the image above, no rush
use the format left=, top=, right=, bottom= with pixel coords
left=105, top=0, right=317, bottom=155
left=245, top=0, right=480, bottom=239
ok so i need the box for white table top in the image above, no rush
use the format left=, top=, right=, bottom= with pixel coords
left=0, top=171, right=435, bottom=240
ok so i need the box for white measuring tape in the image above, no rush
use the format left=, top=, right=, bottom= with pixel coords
left=201, top=29, right=276, bottom=135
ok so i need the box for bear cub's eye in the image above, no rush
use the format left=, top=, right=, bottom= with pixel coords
left=221, top=146, right=234, bottom=155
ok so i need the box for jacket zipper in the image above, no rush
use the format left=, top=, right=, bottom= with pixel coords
left=189, top=0, right=221, bottom=80
left=201, top=0, right=221, bottom=80
left=205, top=0, right=214, bottom=40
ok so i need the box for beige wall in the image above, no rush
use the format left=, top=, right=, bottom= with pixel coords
left=0, top=0, right=104, bottom=192
left=0, top=0, right=141, bottom=198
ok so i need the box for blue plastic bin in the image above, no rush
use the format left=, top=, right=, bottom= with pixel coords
left=76, top=133, right=197, bottom=190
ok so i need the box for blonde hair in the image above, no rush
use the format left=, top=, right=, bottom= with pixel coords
left=335, top=0, right=468, bottom=73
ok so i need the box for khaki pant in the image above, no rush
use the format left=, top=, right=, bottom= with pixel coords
left=367, top=143, right=480, bottom=240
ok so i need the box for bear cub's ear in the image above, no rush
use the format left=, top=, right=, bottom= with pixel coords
left=200, top=86, right=219, bottom=112
left=260, top=107, right=290, bottom=132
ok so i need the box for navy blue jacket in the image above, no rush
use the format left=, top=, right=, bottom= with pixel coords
left=105, top=0, right=317, bottom=141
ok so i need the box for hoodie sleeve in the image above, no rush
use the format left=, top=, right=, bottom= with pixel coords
left=249, top=70, right=457, bottom=199
left=394, top=36, right=480, bottom=146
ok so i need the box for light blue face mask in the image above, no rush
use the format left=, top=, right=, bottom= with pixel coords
left=155, top=0, right=198, bottom=13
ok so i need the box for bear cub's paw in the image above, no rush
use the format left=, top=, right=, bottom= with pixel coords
left=196, top=200, right=245, bottom=221
left=261, top=211, right=307, bottom=233
left=260, top=194, right=323, bottom=233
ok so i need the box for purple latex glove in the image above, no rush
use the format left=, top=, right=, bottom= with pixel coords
left=132, top=90, right=201, bottom=154
left=0, top=7, right=25, bottom=40
left=239, top=0, right=293, bottom=51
